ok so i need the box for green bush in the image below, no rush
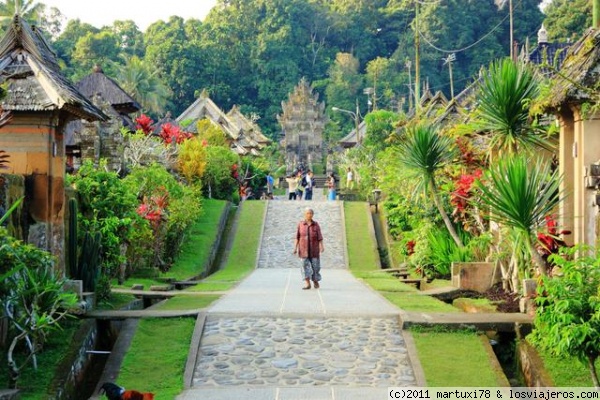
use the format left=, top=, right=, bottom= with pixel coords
left=68, top=161, right=138, bottom=280
left=123, top=164, right=202, bottom=268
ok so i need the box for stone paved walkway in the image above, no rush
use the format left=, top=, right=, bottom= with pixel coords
left=177, top=197, right=420, bottom=400
left=257, top=198, right=346, bottom=270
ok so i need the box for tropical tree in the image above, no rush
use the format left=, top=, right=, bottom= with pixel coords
left=475, top=58, right=549, bottom=155
left=115, top=55, right=171, bottom=115
left=475, top=154, right=562, bottom=277
left=396, top=123, right=463, bottom=248
left=543, top=0, right=591, bottom=43
left=530, top=244, right=600, bottom=388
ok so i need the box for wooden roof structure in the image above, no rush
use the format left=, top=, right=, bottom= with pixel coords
left=0, top=15, right=105, bottom=121
left=75, top=65, right=141, bottom=115
left=542, top=28, right=600, bottom=111
left=176, top=90, right=241, bottom=139
left=227, top=105, right=271, bottom=147
left=339, top=121, right=366, bottom=148
left=177, top=91, right=268, bottom=156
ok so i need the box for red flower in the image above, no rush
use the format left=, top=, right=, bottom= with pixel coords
left=135, top=114, right=154, bottom=135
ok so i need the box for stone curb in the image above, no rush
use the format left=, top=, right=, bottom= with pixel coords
left=184, top=313, right=207, bottom=389
left=254, top=200, right=270, bottom=270
left=401, top=323, right=427, bottom=387
left=339, top=200, right=349, bottom=268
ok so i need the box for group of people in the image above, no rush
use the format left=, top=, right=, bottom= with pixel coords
left=285, top=170, right=314, bottom=200
left=285, top=169, right=339, bottom=201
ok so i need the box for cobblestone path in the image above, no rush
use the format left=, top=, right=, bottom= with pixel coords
left=193, top=316, right=416, bottom=387
left=178, top=198, right=419, bottom=400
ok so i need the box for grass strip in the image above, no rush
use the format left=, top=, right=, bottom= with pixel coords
left=155, top=295, right=220, bottom=310
left=535, top=346, right=595, bottom=387
left=117, top=318, right=195, bottom=399
left=344, top=202, right=380, bottom=272
left=410, top=328, right=501, bottom=386
left=166, top=199, right=228, bottom=280
left=202, top=201, right=265, bottom=283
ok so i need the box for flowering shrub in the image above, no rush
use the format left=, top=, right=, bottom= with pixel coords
left=451, top=169, right=483, bottom=234
left=124, top=164, right=201, bottom=269
left=135, top=114, right=154, bottom=135
left=159, top=123, right=193, bottom=145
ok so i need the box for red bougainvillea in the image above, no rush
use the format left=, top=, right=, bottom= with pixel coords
left=136, top=189, right=169, bottom=229
left=135, top=114, right=154, bottom=135
left=159, top=123, right=193, bottom=145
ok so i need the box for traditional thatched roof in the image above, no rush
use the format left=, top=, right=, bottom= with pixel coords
left=0, top=15, right=105, bottom=121
left=75, top=66, right=141, bottom=114
left=339, top=120, right=366, bottom=148
left=227, top=105, right=271, bottom=147
left=542, top=28, right=600, bottom=111
left=176, top=90, right=241, bottom=140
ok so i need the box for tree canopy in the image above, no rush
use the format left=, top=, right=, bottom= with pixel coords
left=13, top=0, right=556, bottom=135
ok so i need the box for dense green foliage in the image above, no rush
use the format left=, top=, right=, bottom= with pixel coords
left=531, top=245, right=600, bottom=388
left=33, top=0, right=547, bottom=135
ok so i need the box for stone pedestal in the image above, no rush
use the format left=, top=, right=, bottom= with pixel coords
left=451, top=262, right=499, bottom=293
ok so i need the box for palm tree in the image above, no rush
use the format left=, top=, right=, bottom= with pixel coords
left=476, top=154, right=562, bottom=276
left=114, top=55, right=171, bottom=115
left=0, top=0, right=45, bottom=28
left=397, top=124, right=464, bottom=248
left=476, top=58, right=550, bottom=155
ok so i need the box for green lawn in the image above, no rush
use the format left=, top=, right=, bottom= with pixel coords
left=165, top=199, right=228, bottom=280
left=411, top=328, right=504, bottom=386
left=117, top=318, right=196, bottom=399
left=202, top=201, right=265, bottom=283
left=344, top=202, right=504, bottom=385
left=155, top=295, right=220, bottom=310
left=344, top=202, right=380, bottom=272
left=535, top=345, right=596, bottom=387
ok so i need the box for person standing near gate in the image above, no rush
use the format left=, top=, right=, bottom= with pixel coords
left=293, top=208, right=324, bottom=290
left=304, top=170, right=314, bottom=200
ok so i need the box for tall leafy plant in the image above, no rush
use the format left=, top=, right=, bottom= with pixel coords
left=475, top=154, right=562, bottom=276
left=476, top=58, right=549, bottom=155
left=0, top=229, right=78, bottom=388
left=396, top=123, right=463, bottom=248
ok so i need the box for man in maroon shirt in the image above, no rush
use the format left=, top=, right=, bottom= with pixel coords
left=294, top=208, right=325, bottom=290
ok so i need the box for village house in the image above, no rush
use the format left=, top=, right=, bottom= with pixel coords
left=0, top=15, right=105, bottom=267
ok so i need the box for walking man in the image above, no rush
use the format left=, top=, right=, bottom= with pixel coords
left=294, top=208, right=324, bottom=290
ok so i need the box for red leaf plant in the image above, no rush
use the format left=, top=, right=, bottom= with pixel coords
left=136, top=187, right=170, bottom=271
left=159, top=123, right=192, bottom=145
left=451, top=170, right=482, bottom=214
left=135, top=114, right=154, bottom=135
left=537, top=215, right=571, bottom=274
left=406, top=240, right=416, bottom=256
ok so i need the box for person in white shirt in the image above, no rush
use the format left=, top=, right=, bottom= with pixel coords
left=346, top=168, right=354, bottom=190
